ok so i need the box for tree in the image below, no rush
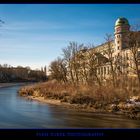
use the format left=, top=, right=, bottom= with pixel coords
left=49, top=57, right=67, bottom=83
left=62, top=42, right=84, bottom=85
left=44, top=66, right=47, bottom=76
left=104, top=34, right=117, bottom=87
left=126, top=29, right=140, bottom=86
left=76, top=47, right=89, bottom=84
left=86, top=45, right=103, bottom=86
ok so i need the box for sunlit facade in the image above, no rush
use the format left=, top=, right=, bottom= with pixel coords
left=93, top=17, right=140, bottom=80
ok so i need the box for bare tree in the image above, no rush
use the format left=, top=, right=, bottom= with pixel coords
left=49, top=57, right=67, bottom=83
left=62, top=42, right=84, bottom=85
left=104, top=34, right=117, bottom=87
left=88, top=47, right=104, bottom=86
left=126, top=29, right=140, bottom=86
left=74, top=44, right=105, bottom=86
left=62, top=43, right=74, bottom=84
left=75, top=47, right=89, bottom=84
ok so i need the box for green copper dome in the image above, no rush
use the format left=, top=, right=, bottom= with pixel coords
left=115, top=17, right=129, bottom=26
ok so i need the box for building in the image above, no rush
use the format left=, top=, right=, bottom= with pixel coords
left=76, top=17, right=140, bottom=83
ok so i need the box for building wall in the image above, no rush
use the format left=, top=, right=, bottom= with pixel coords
left=66, top=18, right=140, bottom=84
left=90, top=18, right=140, bottom=81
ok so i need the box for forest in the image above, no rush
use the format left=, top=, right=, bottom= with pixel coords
left=0, top=64, right=47, bottom=82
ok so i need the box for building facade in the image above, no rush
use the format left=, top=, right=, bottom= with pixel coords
left=78, top=17, right=140, bottom=83
left=94, top=18, right=140, bottom=79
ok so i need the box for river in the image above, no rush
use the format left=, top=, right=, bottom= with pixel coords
left=0, top=85, right=140, bottom=128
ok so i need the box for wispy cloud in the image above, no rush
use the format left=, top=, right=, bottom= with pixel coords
left=0, top=24, right=102, bottom=43
left=0, top=17, right=107, bottom=33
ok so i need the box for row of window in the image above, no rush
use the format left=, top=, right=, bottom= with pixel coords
left=97, top=66, right=110, bottom=75
left=97, top=66, right=131, bottom=75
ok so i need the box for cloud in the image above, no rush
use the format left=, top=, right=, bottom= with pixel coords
left=0, top=17, right=108, bottom=33
left=1, top=21, right=76, bottom=32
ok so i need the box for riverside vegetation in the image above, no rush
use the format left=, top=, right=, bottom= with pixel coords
left=19, top=80, right=140, bottom=120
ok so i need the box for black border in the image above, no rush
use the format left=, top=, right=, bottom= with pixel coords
left=0, top=128, right=140, bottom=138
left=0, top=1, right=140, bottom=4
left=0, top=2, right=140, bottom=139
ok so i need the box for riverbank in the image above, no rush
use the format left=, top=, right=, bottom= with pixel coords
left=0, top=82, right=36, bottom=88
left=18, top=81, right=140, bottom=120
left=0, top=83, right=26, bottom=88
left=23, top=95, right=139, bottom=120
left=25, top=95, right=104, bottom=113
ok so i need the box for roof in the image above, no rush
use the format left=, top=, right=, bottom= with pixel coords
left=115, top=17, right=130, bottom=27
left=93, top=40, right=114, bottom=50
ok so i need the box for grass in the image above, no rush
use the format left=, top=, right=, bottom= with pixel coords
left=18, top=80, right=140, bottom=109
left=18, top=80, right=140, bottom=119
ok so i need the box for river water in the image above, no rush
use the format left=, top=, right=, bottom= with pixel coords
left=0, top=85, right=140, bottom=128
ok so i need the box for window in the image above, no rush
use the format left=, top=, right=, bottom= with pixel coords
left=117, top=66, right=120, bottom=70
left=98, top=68, right=100, bottom=74
left=118, top=46, right=119, bottom=50
left=95, top=68, right=97, bottom=73
left=107, top=67, right=109, bottom=74
left=101, top=67, right=103, bottom=74
left=137, top=51, right=140, bottom=58
left=104, top=67, right=106, bottom=75
left=117, top=27, right=121, bottom=32
left=117, top=35, right=121, bottom=38
left=117, top=41, right=119, bottom=44
left=126, top=53, right=129, bottom=60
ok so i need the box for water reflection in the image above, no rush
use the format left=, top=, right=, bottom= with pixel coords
left=0, top=85, right=140, bottom=128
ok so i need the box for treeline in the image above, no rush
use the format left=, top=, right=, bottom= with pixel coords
left=0, top=64, right=47, bottom=82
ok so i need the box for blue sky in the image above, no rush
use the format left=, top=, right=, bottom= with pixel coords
left=0, top=4, right=140, bottom=70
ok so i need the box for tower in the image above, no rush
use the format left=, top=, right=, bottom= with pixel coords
left=114, top=17, right=130, bottom=51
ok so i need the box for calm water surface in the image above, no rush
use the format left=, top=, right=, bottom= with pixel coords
left=0, top=85, right=140, bottom=128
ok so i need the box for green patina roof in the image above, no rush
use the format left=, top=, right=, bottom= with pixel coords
left=115, top=17, right=130, bottom=26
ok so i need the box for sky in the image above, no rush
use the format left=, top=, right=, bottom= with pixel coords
left=0, top=4, right=140, bottom=70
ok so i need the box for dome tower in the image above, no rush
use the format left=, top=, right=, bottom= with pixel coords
left=114, top=17, right=130, bottom=51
